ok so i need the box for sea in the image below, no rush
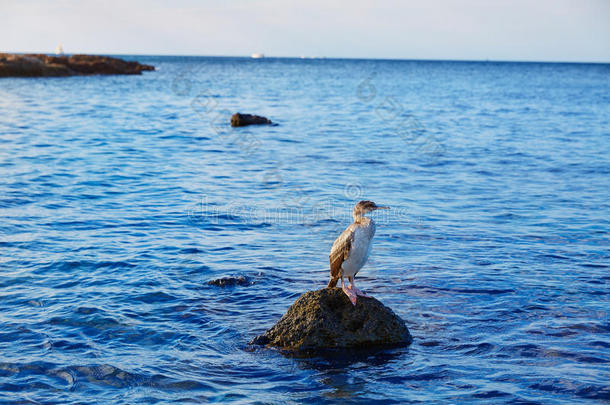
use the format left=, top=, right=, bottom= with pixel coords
left=1, top=56, right=609, bottom=404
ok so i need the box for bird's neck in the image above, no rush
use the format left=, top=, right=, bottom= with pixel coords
left=353, top=214, right=372, bottom=225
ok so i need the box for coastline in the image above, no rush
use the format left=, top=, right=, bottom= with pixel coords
left=0, top=53, right=154, bottom=78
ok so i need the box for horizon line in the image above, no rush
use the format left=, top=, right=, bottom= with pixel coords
left=3, top=50, right=609, bottom=65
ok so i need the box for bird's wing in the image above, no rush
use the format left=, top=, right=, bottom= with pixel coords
left=329, top=224, right=355, bottom=280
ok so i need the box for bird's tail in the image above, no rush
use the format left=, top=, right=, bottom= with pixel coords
left=327, top=276, right=339, bottom=288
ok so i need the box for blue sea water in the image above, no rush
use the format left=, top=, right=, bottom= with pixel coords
left=1, top=56, right=609, bottom=404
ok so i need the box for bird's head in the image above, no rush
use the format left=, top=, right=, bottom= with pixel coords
left=353, top=200, right=390, bottom=218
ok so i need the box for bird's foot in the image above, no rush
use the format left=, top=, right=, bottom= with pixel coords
left=342, top=285, right=357, bottom=306
left=352, top=287, right=370, bottom=298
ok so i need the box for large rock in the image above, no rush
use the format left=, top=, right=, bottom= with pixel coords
left=0, top=54, right=71, bottom=77
left=250, top=288, right=412, bottom=351
left=230, top=113, right=272, bottom=127
left=0, top=53, right=154, bottom=78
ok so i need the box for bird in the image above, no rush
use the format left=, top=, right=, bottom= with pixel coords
left=328, top=200, right=390, bottom=305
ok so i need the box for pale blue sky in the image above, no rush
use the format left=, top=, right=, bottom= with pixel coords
left=2, top=0, right=609, bottom=62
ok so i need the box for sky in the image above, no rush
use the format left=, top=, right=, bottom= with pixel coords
left=1, top=0, right=609, bottom=62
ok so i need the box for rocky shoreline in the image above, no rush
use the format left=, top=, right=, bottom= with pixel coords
left=0, top=53, right=154, bottom=78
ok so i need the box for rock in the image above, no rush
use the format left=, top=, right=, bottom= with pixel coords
left=230, top=113, right=272, bottom=127
left=250, top=288, right=412, bottom=351
left=207, top=275, right=250, bottom=287
left=0, top=53, right=154, bottom=78
left=0, top=54, right=70, bottom=77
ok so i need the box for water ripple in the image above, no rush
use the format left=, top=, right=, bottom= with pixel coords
left=0, top=57, right=609, bottom=403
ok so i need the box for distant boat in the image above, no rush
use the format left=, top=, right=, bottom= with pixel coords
left=55, top=44, right=64, bottom=55
left=251, top=53, right=264, bottom=59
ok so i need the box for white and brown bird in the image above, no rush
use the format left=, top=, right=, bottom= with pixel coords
left=328, top=200, right=389, bottom=305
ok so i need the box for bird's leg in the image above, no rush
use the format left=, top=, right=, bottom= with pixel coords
left=341, top=276, right=357, bottom=306
left=348, top=276, right=370, bottom=298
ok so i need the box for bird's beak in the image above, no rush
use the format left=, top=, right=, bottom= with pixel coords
left=375, top=205, right=390, bottom=210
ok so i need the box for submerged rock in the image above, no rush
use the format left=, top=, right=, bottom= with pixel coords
left=250, top=288, right=412, bottom=350
left=230, top=113, right=272, bottom=127
left=0, top=53, right=154, bottom=78
left=207, top=275, right=250, bottom=287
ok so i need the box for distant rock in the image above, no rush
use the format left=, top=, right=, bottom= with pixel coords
left=207, top=275, right=250, bottom=287
left=250, top=288, right=412, bottom=350
left=0, top=53, right=154, bottom=78
left=230, top=113, right=272, bottom=127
